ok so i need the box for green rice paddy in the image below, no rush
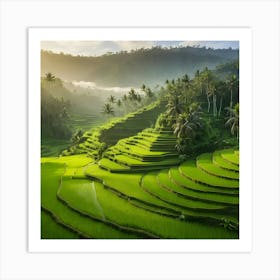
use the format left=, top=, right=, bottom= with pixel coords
left=41, top=101, right=239, bottom=239
left=41, top=127, right=239, bottom=238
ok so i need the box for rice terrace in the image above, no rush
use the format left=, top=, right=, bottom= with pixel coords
left=41, top=41, right=239, bottom=239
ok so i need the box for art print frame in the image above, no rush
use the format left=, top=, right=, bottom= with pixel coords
left=28, top=27, right=252, bottom=253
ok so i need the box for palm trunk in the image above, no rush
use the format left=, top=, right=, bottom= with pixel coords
left=215, top=95, right=217, bottom=116
left=206, top=83, right=210, bottom=113
left=218, top=96, right=223, bottom=116
left=230, top=89, right=233, bottom=117
left=213, top=94, right=217, bottom=117
left=212, top=93, right=215, bottom=116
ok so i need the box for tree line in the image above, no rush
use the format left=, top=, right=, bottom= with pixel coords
left=156, top=67, right=239, bottom=155
left=41, top=73, right=72, bottom=139
left=101, top=84, right=156, bottom=118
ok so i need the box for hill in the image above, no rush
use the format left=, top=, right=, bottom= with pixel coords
left=41, top=46, right=238, bottom=87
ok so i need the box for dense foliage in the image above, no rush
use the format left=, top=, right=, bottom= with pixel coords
left=41, top=46, right=238, bottom=87
left=155, top=66, right=239, bottom=155
left=41, top=52, right=240, bottom=239
left=41, top=86, right=71, bottom=139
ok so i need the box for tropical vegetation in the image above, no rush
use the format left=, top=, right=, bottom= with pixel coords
left=41, top=47, right=239, bottom=239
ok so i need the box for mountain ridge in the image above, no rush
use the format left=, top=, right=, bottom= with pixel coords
left=41, top=46, right=238, bottom=87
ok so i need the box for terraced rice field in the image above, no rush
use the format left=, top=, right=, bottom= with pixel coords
left=63, top=101, right=165, bottom=159
left=100, top=128, right=180, bottom=172
left=41, top=133, right=239, bottom=238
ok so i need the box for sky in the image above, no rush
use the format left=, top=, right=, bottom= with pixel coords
left=41, top=41, right=239, bottom=57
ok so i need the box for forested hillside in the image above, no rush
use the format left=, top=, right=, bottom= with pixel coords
left=41, top=46, right=238, bottom=87
left=41, top=42, right=240, bottom=239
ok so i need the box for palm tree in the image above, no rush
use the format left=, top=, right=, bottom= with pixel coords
left=173, top=103, right=203, bottom=139
left=180, top=74, right=192, bottom=106
left=45, top=72, right=55, bottom=82
left=200, top=68, right=213, bottom=113
left=182, top=74, right=190, bottom=85
left=226, top=75, right=238, bottom=114
left=166, top=94, right=184, bottom=121
left=115, top=99, right=122, bottom=116
left=142, top=86, right=153, bottom=99
left=43, top=72, right=56, bottom=91
left=217, top=81, right=227, bottom=117
left=128, top=88, right=137, bottom=101
left=208, top=82, right=217, bottom=117
left=136, top=94, right=142, bottom=103
left=102, top=103, right=114, bottom=119
left=225, top=103, right=239, bottom=140
left=108, top=95, right=116, bottom=104
left=71, top=130, right=83, bottom=145
left=122, top=94, right=127, bottom=101
left=97, top=143, right=107, bottom=160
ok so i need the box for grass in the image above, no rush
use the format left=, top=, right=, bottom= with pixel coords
left=212, top=150, right=239, bottom=171
left=169, top=167, right=239, bottom=195
left=157, top=170, right=239, bottom=205
left=41, top=209, right=80, bottom=239
left=60, top=177, right=238, bottom=238
left=85, top=164, right=238, bottom=224
left=69, top=112, right=105, bottom=132
left=221, top=151, right=239, bottom=165
left=41, top=112, right=106, bottom=157
left=41, top=162, right=139, bottom=239
left=41, top=122, right=239, bottom=239
left=58, top=178, right=105, bottom=220
left=179, top=161, right=239, bottom=189
left=100, top=128, right=179, bottom=172
left=41, top=154, right=93, bottom=167
left=66, top=101, right=165, bottom=157
left=112, top=154, right=179, bottom=167
left=197, top=153, right=239, bottom=180
left=115, top=142, right=176, bottom=157
left=85, top=164, right=171, bottom=210
left=141, top=172, right=228, bottom=211
left=41, top=138, right=71, bottom=157
left=98, top=158, right=130, bottom=172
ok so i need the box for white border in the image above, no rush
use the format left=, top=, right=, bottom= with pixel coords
left=28, top=27, right=252, bottom=253
left=1, top=0, right=279, bottom=279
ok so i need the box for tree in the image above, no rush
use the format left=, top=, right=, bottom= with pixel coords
left=166, top=94, right=184, bottom=122
left=225, top=103, right=239, bottom=140
left=182, top=74, right=190, bottom=85
left=43, top=72, right=56, bottom=91
left=128, top=88, right=137, bottom=101
left=173, top=103, right=203, bottom=139
left=71, top=130, right=83, bottom=145
left=193, top=70, right=204, bottom=102
left=208, top=82, right=217, bottom=117
left=142, top=86, right=154, bottom=99
left=45, top=72, right=55, bottom=82
left=102, top=103, right=114, bottom=118
left=108, top=95, right=116, bottom=104
left=216, top=81, right=227, bottom=116
left=122, top=94, right=127, bottom=101
left=136, top=94, right=142, bottom=103
left=200, top=68, right=213, bottom=113
left=117, top=99, right=122, bottom=107
left=41, top=87, right=71, bottom=139
left=97, top=143, right=107, bottom=160
left=226, top=74, right=238, bottom=114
